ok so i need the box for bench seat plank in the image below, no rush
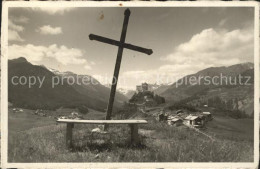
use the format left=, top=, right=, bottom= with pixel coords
left=57, top=119, right=148, bottom=124
left=57, top=119, right=147, bottom=147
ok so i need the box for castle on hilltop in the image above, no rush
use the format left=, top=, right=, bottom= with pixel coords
left=136, top=82, right=149, bottom=93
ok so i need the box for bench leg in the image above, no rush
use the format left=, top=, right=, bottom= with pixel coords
left=104, top=124, right=109, bottom=131
left=66, top=123, right=74, bottom=148
left=129, top=124, right=139, bottom=145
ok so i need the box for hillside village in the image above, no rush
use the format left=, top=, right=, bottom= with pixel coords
left=155, top=109, right=213, bottom=128
left=128, top=83, right=213, bottom=129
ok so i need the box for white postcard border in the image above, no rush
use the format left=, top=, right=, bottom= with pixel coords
left=1, top=1, right=259, bottom=168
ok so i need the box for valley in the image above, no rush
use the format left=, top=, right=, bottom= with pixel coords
left=8, top=60, right=255, bottom=162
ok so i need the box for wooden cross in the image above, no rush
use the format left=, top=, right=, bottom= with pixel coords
left=89, top=8, right=153, bottom=130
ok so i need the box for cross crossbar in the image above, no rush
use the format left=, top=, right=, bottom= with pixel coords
left=89, top=34, right=153, bottom=55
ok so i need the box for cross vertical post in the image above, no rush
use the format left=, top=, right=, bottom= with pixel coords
left=89, top=8, right=153, bottom=131
left=104, top=9, right=130, bottom=130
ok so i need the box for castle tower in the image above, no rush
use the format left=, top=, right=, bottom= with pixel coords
left=136, top=85, right=142, bottom=93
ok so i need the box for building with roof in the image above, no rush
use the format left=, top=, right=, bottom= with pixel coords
left=176, top=109, right=184, bottom=114
left=184, top=115, right=205, bottom=128
left=202, top=112, right=213, bottom=121
left=168, top=116, right=183, bottom=126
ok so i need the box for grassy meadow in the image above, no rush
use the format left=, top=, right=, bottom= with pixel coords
left=8, top=108, right=254, bottom=162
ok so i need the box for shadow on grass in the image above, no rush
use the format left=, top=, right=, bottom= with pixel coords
left=71, top=142, right=113, bottom=152
left=70, top=138, right=149, bottom=153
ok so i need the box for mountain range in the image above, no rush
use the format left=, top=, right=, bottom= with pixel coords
left=8, top=58, right=254, bottom=116
left=155, top=62, right=254, bottom=116
left=106, top=61, right=254, bottom=116
left=8, top=57, right=127, bottom=111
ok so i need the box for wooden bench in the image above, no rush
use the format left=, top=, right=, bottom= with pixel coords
left=56, top=119, right=148, bottom=148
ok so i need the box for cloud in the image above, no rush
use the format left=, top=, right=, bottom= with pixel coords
left=121, top=64, right=203, bottom=85
left=161, top=26, right=253, bottom=68
left=219, top=18, right=227, bottom=27
left=84, top=64, right=92, bottom=70
left=92, top=75, right=103, bottom=81
left=10, top=16, right=29, bottom=23
left=84, top=61, right=96, bottom=70
left=92, top=74, right=112, bottom=85
left=9, top=44, right=92, bottom=69
left=8, top=17, right=28, bottom=42
left=47, top=44, right=86, bottom=65
left=9, top=44, right=46, bottom=62
left=30, top=7, right=74, bottom=15
left=36, top=25, right=63, bottom=35
left=93, top=63, right=206, bottom=88
left=8, top=30, right=24, bottom=42
left=120, top=26, right=254, bottom=86
left=9, top=20, right=24, bottom=32
left=8, top=20, right=25, bottom=42
left=123, top=70, right=145, bottom=77
left=90, top=61, right=96, bottom=65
